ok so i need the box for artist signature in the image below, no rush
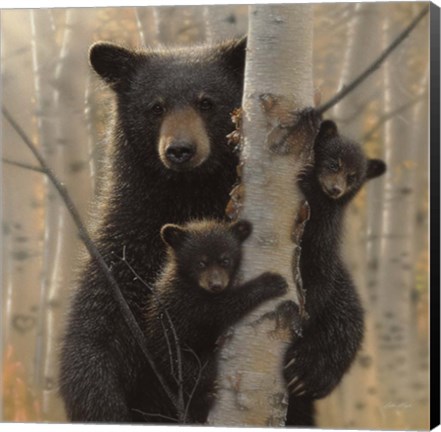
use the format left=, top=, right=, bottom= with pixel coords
left=383, top=401, right=413, bottom=410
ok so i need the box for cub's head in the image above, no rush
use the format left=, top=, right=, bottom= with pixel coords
left=88, top=39, right=246, bottom=174
left=314, top=120, right=386, bottom=201
left=160, top=219, right=252, bottom=294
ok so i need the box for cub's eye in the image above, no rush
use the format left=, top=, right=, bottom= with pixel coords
left=198, top=261, right=207, bottom=269
left=198, top=98, right=214, bottom=112
left=151, top=103, right=165, bottom=116
left=220, top=258, right=230, bottom=267
left=347, top=174, right=357, bottom=184
left=328, top=161, right=339, bottom=172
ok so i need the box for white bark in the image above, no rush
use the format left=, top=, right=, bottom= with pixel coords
left=208, top=5, right=313, bottom=426
left=29, top=7, right=60, bottom=407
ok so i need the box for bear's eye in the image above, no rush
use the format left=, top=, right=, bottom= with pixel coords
left=151, top=103, right=165, bottom=116
left=328, top=161, right=339, bottom=172
left=198, top=98, right=214, bottom=112
left=220, top=257, right=230, bottom=267
left=347, top=174, right=357, bottom=184
left=198, top=260, right=207, bottom=269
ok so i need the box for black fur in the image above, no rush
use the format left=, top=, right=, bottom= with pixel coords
left=59, top=39, right=247, bottom=422
left=284, top=120, right=386, bottom=427
left=139, top=219, right=287, bottom=423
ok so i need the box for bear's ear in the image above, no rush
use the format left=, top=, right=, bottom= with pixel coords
left=230, top=219, right=252, bottom=243
left=218, top=37, right=247, bottom=76
left=366, top=158, right=387, bottom=180
left=161, top=224, right=188, bottom=249
left=89, top=42, right=144, bottom=89
left=318, top=120, right=339, bottom=139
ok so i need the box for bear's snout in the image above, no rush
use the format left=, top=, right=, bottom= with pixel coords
left=158, top=107, right=210, bottom=172
left=166, top=141, right=196, bottom=164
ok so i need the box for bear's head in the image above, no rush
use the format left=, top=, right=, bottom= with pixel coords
left=160, top=219, right=252, bottom=294
left=89, top=39, right=246, bottom=175
left=314, top=120, right=386, bottom=201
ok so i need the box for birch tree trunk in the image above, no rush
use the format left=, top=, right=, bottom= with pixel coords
left=373, top=7, right=429, bottom=428
left=208, top=4, right=314, bottom=426
left=134, top=7, right=157, bottom=46
left=2, top=9, right=45, bottom=421
left=28, top=9, right=97, bottom=420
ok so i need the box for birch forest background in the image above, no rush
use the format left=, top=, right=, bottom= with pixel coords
left=1, top=3, right=430, bottom=429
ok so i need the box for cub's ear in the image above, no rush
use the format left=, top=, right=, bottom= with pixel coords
left=161, top=224, right=188, bottom=249
left=89, top=42, right=144, bottom=89
left=230, top=219, right=252, bottom=242
left=218, top=36, right=247, bottom=76
left=318, top=120, right=339, bottom=139
left=366, top=158, right=387, bottom=180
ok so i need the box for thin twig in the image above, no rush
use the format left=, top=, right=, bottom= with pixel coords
left=131, top=409, right=178, bottom=423
left=317, top=5, right=429, bottom=114
left=159, top=313, right=176, bottom=380
left=183, top=346, right=209, bottom=423
left=2, top=106, right=178, bottom=411
left=362, top=92, right=426, bottom=141
left=2, top=157, right=45, bottom=173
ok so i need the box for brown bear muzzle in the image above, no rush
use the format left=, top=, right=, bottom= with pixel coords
left=159, top=108, right=210, bottom=171
left=199, top=267, right=230, bottom=293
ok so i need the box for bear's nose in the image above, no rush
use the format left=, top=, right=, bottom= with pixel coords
left=329, top=185, right=343, bottom=197
left=209, top=282, right=224, bottom=293
left=166, top=141, right=195, bottom=164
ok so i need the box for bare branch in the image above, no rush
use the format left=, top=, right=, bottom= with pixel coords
left=114, top=250, right=186, bottom=421
left=159, top=314, right=176, bottom=380
left=317, top=5, right=429, bottom=114
left=183, top=347, right=209, bottom=423
left=362, top=92, right=426, bottom=142
left=2, top=157, right=45, bottom=173
left=2, top=106, right=178, bottom=411
left=131, top=409, right=178, bottom=423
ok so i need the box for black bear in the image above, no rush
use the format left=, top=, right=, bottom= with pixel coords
left=284, top=120, right=386, bottom=426
left=59, top=39, right=248, bottom=422
left=140, top=219, right=287, bottom=423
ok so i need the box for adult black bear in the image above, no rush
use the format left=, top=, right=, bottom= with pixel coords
left=284, top=120, right=386, bottom=426
left=141, top=219, right=287, bottom=423
left=59, top=39, right=247, bottom=422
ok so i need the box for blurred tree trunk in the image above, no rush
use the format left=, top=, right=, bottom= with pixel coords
left=29, top=9, right=97, bottom=420
left=134, top=7, right=157, bottom=47
left=1, top=9, right=45, bottom=421
left=29, top=8, right=60, bottom=413
left=408, top=67, right=429, bottom=429
left=203, top=5, right=248, bottom=42
left=372, top=6, right=429, bottom=429
left=208, top=4, right=314, bottom=426
left=317, top=3, right=383, bottom=427
left=154, top=6, right=205, bottom=45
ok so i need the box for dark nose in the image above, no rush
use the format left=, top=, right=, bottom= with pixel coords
left=328, top=185, right=343, bottom=198
left=166, top=141, right=195, bottom=164
left=209, top=283, right=224, bottom=293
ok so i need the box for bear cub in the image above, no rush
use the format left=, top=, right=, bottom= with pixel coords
left=284, top=119, right=386, bottom=426
left=141, top=219, right=288, bottom=424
